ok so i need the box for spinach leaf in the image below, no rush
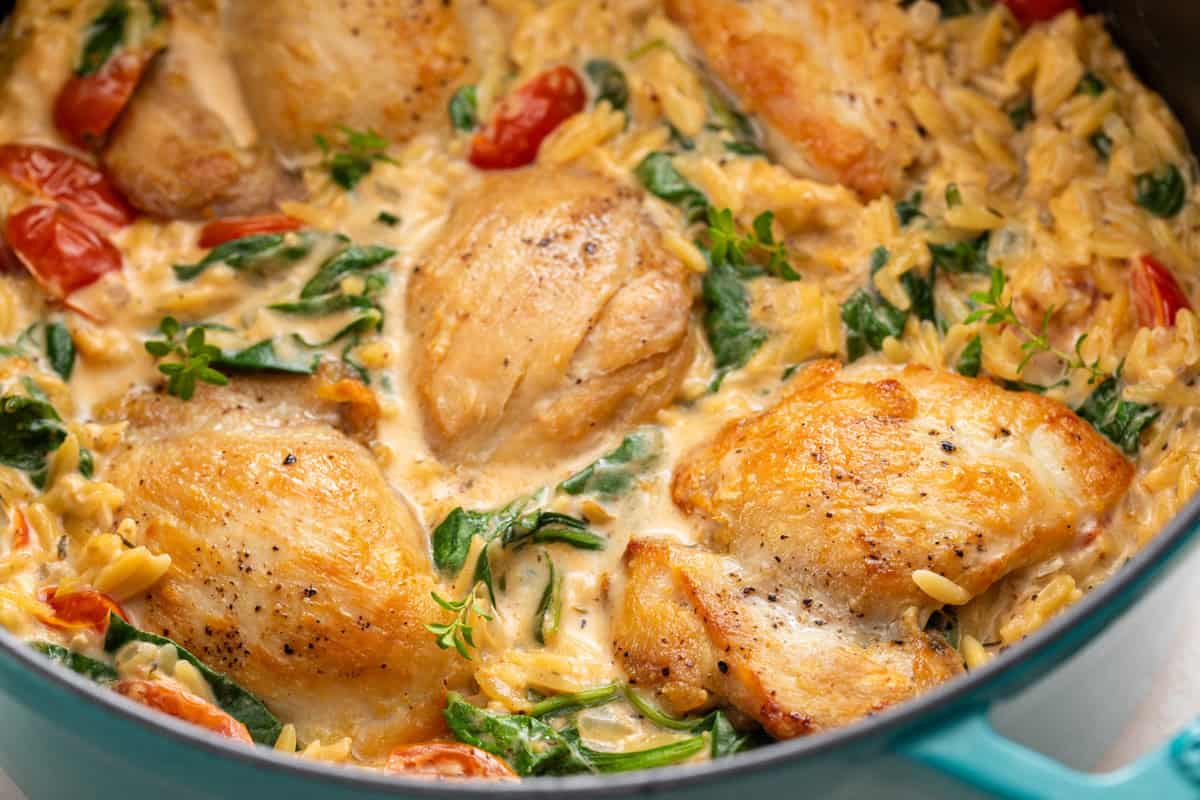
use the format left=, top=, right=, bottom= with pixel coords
left=44, top=322, right=76, bottom=381
left=78, top=447, right=95, bottom=479
left=529, top=683, right=622, bottom=718
left=703, top=258, right=767, bottom=379
left=1008, top=97, right=1034, bottom=131
left=212, top=339, right=319, bottom=375
left=1075, top=377, right=1159, bottom=454
left=623, top=689, right=753, bottom=759
left=501, top=511, right=605, bottom=551
left=291, top=309, right=383, bottom=349
left=77, top=1, right=127, bottom=76
left=173, top=232, right=315, bottom=282
left=31, top=642, right=117, bottom=684
left=723, top=140, right=763, bottom=156
left=929, top=232, right=992, bottom=275
left=944, top=183, right=962, bottom=209
left=559, top=427, right=663, bottom=497
left=448, top=85, right=478, bottom=131
left=269, top=293, right=377, bottom=316
left=560, top=727, right=706, bottom=773
left=584, top=60, right=629, bottom=111
left=1135, top=164, right=1187, bottom=219
left=896, top=191, right=925, bottom=227
left=376, top=211, right=400, bottom=227
left=431, top=507, right=499, bottom=575
left=104, top=615, right=282, bottom=745
left=1090, top=132, right=1113, bottom=161
left=300, top=245, right=396, bottom=299
left=902, top=268, right=937, bottom=324
left=533, top=556, right=562, bottom=645
left=314, top=126, right=396, bottom=191
left=0, top=394, right=67, bottom=487
left=634, top=152, right=709, bottom=223
left=1076, top=72, right=1106, bottom=97
left=955, top=335, right=983, bottom=377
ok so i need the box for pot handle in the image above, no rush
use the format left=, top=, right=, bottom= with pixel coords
left=901, top=706, right=1200, bottom=799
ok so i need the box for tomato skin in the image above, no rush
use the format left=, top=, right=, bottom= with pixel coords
left=6, top=205, right=123, bottom=298
left=36, top=586, right=128, bottom=634
left=469, top=66, right=586, bottom=170
left=1000, top=0, right=1083, bottom=27
left=114, top=679, right=253, bottom=744
left=386, top=743, right=517, bottom=780
left=198, top=214, right=305, bottom=249
left=1132, top=254, right=1192, bottom=329
left=0, top=144, right=135, bottom=233
left=54, top=52, right=151, bottom=150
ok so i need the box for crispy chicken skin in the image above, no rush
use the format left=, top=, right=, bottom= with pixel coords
left=102, top=378, right=469, bottom=757
left=407, top=166, right=694, bottom=463
left=225, top=0, right=469, bottom=158
left=666, top=0, right=919, bottom=198
left=101, top=8, right=299, bottom=219
left=615, top=361, right=1132, bottom=735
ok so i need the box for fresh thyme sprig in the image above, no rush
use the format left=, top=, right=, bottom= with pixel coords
left=144, top=317, right=228, bottom=401
left=426, top=582, right=493, bottom=660
left=314, top=126, right=397, bottom=191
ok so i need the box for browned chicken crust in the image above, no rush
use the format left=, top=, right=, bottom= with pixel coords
left=407, top=166, right=694, bottom=463
left=103, top=378, right=469, bottom=757
left=226, top=0, right=470, bottom=158
left=666, top=0, right=920, bottom=198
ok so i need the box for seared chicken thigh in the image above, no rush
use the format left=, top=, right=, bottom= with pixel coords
left=408, top=166, right=694, bottom=464
left=615, top=361, right=1132, bottom=735
left=101, top=7, right=298, bottom=219
left=666, top=0, right=919, bottom=198
left=226, top=0, right=469, bottom=157
left=103, top=378, right=469, bottom=756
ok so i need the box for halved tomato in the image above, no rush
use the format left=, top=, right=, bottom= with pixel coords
left=386, top=743, right=517, bottom=780
left=54, top=51, right=154, bottom=149
left=114, top=679, right=253, bottom=744
left=1131, top=254, right=1192, bottom=329
left=6, top=205, right=123, bottom=299
left=36, top=586, right=128, bottom=634
left=0, top=144, right=135, bottom=233
left=1000, top=0, right=1083, bottom=27
left=470, top=66, right=586, bottom=170
left=198, top=214, right=305, bottom=249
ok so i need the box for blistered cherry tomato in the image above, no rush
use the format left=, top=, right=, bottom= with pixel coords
left=469, top=66, right=586, bottom=170
left=54, top=52, right=152, bottom=149
left=197, top=214, right=305, bottom=249
left=386, top=743, right=517, bottom=780
left=114, top=679, right=253, bottom=744
left=0, top=230, right=18, bottom=275
left=36, top=586, right=128, bottom=634
left=0, top=144, right=135, bottom=233
left=1000, top=0, right=1083, bottom=27
left=1132, top=254, right=1192, bottom=329
left=6, top=205, right=123, bottom=298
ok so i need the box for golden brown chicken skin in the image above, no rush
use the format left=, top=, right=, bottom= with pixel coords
left=666, top=0, right=919, bottom=198
left=101, top=7, right=299, bottom=219
left=225, top=0, right=469, bottom=158
left=102, top=377, right=469, bottom=757
left=407, top=166, right=695, bottom=464
left=615, top=360, right=1132, bottom=736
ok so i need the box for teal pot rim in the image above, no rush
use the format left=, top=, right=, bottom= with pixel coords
left=1, top=488, right=1198, bottom=797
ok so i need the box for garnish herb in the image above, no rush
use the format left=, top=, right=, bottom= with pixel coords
left=1076, top=72, right=1106, bottom=97
left=0, top=393, right=67, bottom=488
left=533, top=555, right=562, bottom=645
left=44, top=322, right=75, bottom=381
left=1135, top=164, right=1187, bottom=219
left=584, top=60, right=629, bottom=111
left=78, top=447, right=95, bottom=479
left=448, top=85, right=478, bottom=131
left=944, top=183, right=962, bottom=209
left=634, top=152, right=709, bottom=223
left=426, top=583, right=492, bottom=660
left=1008, top=97, right=1034, bottom=131
left=955, top=335, right=983, bottom=377
left=376, top=211, right=400, bottom=227
left=559, top=427, right=663, bottom=497
left=314, top=126, right=396, bottom=191
left=1090, top=132, right=1113, bottom=161
left=105, top=614, right=282, bottom=745
left=929, top=233, right=992, bottom=275
left=144, top=318, right=228, bottom=401
left=707, top=208, right=799, bottom=281
left=1075, top=377, right=1160, bottom=454
left=896, top=191, right=925, bottom=227
left=31, top=642, right=117, bottom=683
left=173, top=231, right=315, bottom=282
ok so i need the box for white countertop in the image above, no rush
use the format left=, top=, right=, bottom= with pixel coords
left=1, top=547, right=1197, bottom=799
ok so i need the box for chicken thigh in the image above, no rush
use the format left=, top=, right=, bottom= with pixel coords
left=103, top=377, right=469, bottom=756
left=407, top=166, right=694, bottom=464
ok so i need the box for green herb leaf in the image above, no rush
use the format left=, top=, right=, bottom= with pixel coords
left=841, top=288, right=907, bottom=361
left=501, top=511, right=605, bottom=551
left=723, top=140, right=763, bottom=156
left=560, top=727, right=706, bottom=773
left=375, top=211, right=400, bottom=227
left=902, top=267, right=937, bottom=324
left=944, top=183, right=962, bottom=208
left=1090, top=131, right=1113, bottom=161
left=300, top=245, right=396, bottom=299
left=31, top=642, right=118, bottom=684
left=173, top=232, right=315, bottom=282
left=529, top=683, right=622, bottom=718
left=104, top=614, right=282, bottom=744
left=929, top=232, right=992, bottom=275
left=1135, top=164, right=1187, bottom=219
left=1076, top=72, right=1106, bottom=97
left=559, top=427, right=663, bottom=497
left=0, top=394, right=66, bottom=487
left=634, top=152, right=709, bottom=223
left=624, top=688, right=753, bottom=759
left=316, top=126, right=396, bottom=191
left=77, top=1, right=128, bottom=76
left=703, top=257, right=767, bottom=378
left=1076, top=377, right=1159, bottom=454
left=585, top=60, right=629, bottom=111
left=533, top=556, right=563, bottom=645
left=1008, top=97, right=1034, bottom=131
left=78, top=447, right=95, bottom=479
left=44, top=322, right=76, bottom=381
left=955, top=335, right=983, bottom=377
left=448, top=85, right=478, bottom=131
left=269, top=293, right=377, bottom=316
left=431, top=507, right=496, bottom=575
left=896, top=191, right=925, bottom=227
left=212, top=339, right=319, bottom=375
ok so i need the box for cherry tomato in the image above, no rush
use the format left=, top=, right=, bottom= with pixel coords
left=114, top=679, right=253, bottom=744
left=7, top=507, right=30, bottom=550
left=197, top=214, right=305, bottom=249
left=36, top=586, right=128, bottom=634
left=0, top=231, right=18, bottom=275
left=1132, top=254, right=1192, bottom=329
left=6, top=205, right=123, bottom=299
left=470, top=66, right=586, bottom=170
left=1000, top=0, right=1083, bottom=27
left=0, top=144, right=135, bottom=233
left=54, top=52, right=152, bottom=149
left=385, top=743, right=517, bottom=780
